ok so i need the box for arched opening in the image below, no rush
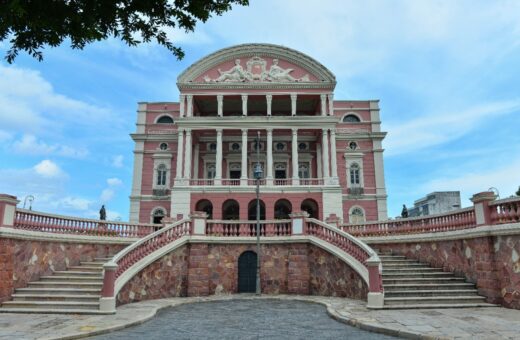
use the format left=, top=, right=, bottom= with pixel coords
left=248, top=199, right=266, bottom=220
left=152, top=208, right=165, bottom=225
left=156, top=115, right=174, bottom=124
left=274, top=199, right=292, bottom=219
left=301, top=199, right=319, bottom=219
left=342, top=114, right=361, bottom=123
left=222, top=199, right=240, bottom=220
left=195, top=199, right=213, bottom=219
left=238, top=251, right=257, bottom=293
left=349, top=207, right=366, bottom=224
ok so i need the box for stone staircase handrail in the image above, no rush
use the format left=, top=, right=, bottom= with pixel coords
left=14, top=208, right=156, bottom=237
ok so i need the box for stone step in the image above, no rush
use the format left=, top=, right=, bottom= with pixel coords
left=384, top=283, right=475, bottom=291
left=383, top=267, right=444, bottom=273
left=0, top=308, right=112, bottom=315
left=67, top=266, right=103, bottom=272
left=379, top=255, right=407, bottom=260
left=381, top=263, right=425, bottom=267
left=11, top=294, right=100, bottom=302
left=1, top=300, right=100, bottom=310
left=385, top=289, right=479, bottom=297
left=94, top=257, right=113, bottom=261
left=381, top=303, right=499, bottom=310
left=79, top=262, right=105, bottom=267
left=53, top=270, right=102, bottom=277
left=27, top=281, right=103, bottom=289
left=384, top=296, right=487, bottom=306
left=16, top=287, right=101, bottom=295
left=40, top=275, right=103, bottom=282
left=382, top=272, right=455, bottom=278
left=383, top=277, right=466, bottom=285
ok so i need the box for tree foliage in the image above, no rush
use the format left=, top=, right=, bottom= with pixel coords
left=516, top=186, right=520, bottom=196
left=0, top=0, right=248, bottom=63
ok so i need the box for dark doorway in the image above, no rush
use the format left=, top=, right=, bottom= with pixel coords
left=238, top=251, right=257, bottom=293
left=222, top=199, right=240, bottom=220
left=274, top=199, right=292, bottom=219
left=195, top=199, right=213, bottom=219
left=301, top=199, right=319, bottom=219
left=248, top=199, right=266, bottom=220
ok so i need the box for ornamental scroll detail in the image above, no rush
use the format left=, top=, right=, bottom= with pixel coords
left=203, top=56, right=310, bottom=83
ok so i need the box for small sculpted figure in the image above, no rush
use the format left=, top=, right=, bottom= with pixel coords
left=215, top=59, right=247, bottom=82
left=99, top=205, right=107, bottom=220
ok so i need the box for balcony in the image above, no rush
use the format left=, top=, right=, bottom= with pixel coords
left=347, top=187, right=364, bottom=196
left=152, top=188, right=171, bottom=197
left=185, top=178, right=325, bottom=187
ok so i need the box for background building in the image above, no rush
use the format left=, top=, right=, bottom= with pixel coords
left=129, top=44, right=388, bottom=224
left=408, top=191, right=461, bottom=217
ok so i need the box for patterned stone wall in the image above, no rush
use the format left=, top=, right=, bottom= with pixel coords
left=0, top=238, right=125, bottom=303
left=373, top=234, right=520, bottom=309
left=308, top=246, right=368, bottom=300
left=116, top=242, right=367, bottom=306
left=117, top=245, right=189, bottom=305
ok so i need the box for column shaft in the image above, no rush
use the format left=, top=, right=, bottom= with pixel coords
left=242, top=94, right=248, bottom=116
left=291, top=93, right=297, bottom=116
left=179, top=94, right=185, bottom=117
left=193, top=144, right=199, bottom=179
left=241, top=129, right=248, bottom=185
left=322, top=129, right=330, bottom=180
left=330, top=129, right=338, bottom=181
left=320, top=94, right=327, bottom=116
left=266, top=94, right=272, bottom=116
left=327, top=93, right=334, bottom=116
left=187, top=95, right=193, bottom=117
left=175, top=129, right=184, bottom=180
left=292, top=128, right=299, bottom=184
left=266, top=128, right=273, bottom=184
left=183, top=129, right=192, bottom=180
left=217, top=94, right=223, bottom=117
left=215, top=129, right=223, bottom=184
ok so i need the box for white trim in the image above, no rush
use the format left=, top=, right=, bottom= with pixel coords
left=345, top=158, right=364, bottom=189
left=150, top=206, right=167, bottom=224
left=151, top=158, right=171, bottom=190
left=0, top=227, right=136, bottom=244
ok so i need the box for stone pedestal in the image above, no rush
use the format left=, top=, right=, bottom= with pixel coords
left=190, top=211, right=208, bottom=235
left=471, top=191, right=496, bottom=225
left=289, top=212, right=308, bottom=235
left=0, top=194, right=19, bottom=227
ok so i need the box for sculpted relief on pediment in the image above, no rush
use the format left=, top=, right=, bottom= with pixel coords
left=202, top=56, right=311, bottom=83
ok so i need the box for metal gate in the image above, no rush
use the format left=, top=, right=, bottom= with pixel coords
left=238, top=251, right=257, bottom=293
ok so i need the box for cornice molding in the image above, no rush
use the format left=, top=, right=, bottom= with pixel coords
left=0, top=227, right=137, bottom=244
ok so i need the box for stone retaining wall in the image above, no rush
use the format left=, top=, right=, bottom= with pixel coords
left=117, top=243, right=368, bottom=305
left=372, top=234, right=520, bottom=309
left=0, top=238, right=126, bottom=303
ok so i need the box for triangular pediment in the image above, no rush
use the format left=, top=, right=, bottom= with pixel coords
left=177, top=44, right=336, bottom=89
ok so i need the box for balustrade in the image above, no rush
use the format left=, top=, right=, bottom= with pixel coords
left=489, top=197, right=520, bottom=224
left=206, top=219, right=291, bottom=237
left=13, top=209, right=155, bottom=238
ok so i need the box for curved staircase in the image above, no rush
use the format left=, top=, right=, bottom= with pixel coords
left=0, top=257, right=114, bottom=314
left=380, top=254, right=498, bottom=309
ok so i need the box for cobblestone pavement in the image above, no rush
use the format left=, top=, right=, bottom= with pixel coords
left=89, top=299, right=395, bottom=340
left=0, top=295, right=519, bottom=339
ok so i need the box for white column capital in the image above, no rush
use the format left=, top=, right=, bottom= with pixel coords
left=292, top=128, right=298, bottom=135
left=266, top=127, right=273, bottom=133
left=216, top=128, right=223, bottom=134
left=217, top=94, right=223, bottom=100
left=322, top=128, right=329, bottom=133
left=266, top=93, right=273, bottom=101
left=185, top=128, right=192, bottom=134
left=241, top=128, right=248, bottom=134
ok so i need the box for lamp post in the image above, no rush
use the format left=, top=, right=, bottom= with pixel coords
left=254, top=131, right=263, bottom=295
left=23, top=195, right=34, bottom=210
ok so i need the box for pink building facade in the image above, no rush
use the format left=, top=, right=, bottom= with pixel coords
left=129, top=44, right=388, bottom=224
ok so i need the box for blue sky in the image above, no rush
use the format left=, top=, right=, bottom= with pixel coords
left=1, top=0, right=519, bottom=220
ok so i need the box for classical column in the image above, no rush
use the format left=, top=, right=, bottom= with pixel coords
left=175, top=129, right=184, bottom=181
left=317, top=143, right=323, bottom=178
left=320, top=94, right=327, bottom=116
left=217, top=94, right=223, bottom=117
left=179, top=94, right=186, bottom=117
left=215, top=129, right=223, bottom=185
left=291, top=128, right=299, bottom=185
left=187, top=94, right=194, bottom=117
left=327, top=93, right=334, bottom=116
left=193, top=143, right=199, bottom=179
left=242, top=94, right=248, bottom=116
left=266, top=128, right=273, bottom=185
left=330, top=128, right=338, bottom=183
left=266, top=94, right=272, bottom=116
left=291, top=93, right=297, bottom=116
left=322, top=128, right=330, bottom=181
left=183, top=129, right=192, bottom=180
left=241, top=129, right=248, bottom=186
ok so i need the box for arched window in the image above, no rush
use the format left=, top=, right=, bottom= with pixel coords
left=156, top=115, right=174, bottom=124
left=206, top=163, right=216, bottom=179
left=342, top=114, right=361, bottom=123
left=349, top=207, right=365, bottom=224
left=350, top=163, right=360, bottom=186
left=156, top=164, right=167, bottom=186
left=298, top=163, right=310, bottom=179
left=152, top=208, right=165, bottom=224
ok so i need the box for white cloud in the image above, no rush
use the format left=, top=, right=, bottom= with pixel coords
left=33, top=160, right=65, bottom=178
left=0, top=130, right=12, bottom=142
left=384, top=99, right=520, bottom=156
left=111, top=155, right=124, bottom=168
left=54, top=196, right=93, bottom=211
left=421, top=158, right=520, bottom=205
left=100, top=189, right=115, bottom=202
left=11, top=134, right=88, bottom=158
left=107, top=177, right=122, bottom=186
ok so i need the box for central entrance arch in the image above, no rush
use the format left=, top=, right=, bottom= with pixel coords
left=238, top=251, right=257, bottom=293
